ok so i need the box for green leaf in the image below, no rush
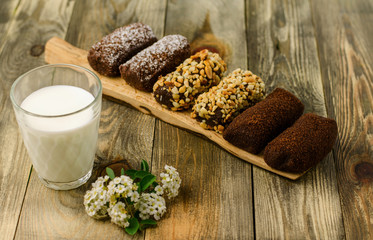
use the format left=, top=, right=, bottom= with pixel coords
left=135, top=170, right=152, bottom=179
left=121, top=168, right=125, bottom=176
left=106, top=167, right=115, bottom=180
left=140, top=219, right=157, bottom=230
left=140, top=219, right=157, bottom=225
left=141, top=160, right=150, bottom=172
left=125, top=218, right=139, bottom=235
left=140, top=174, right=156, bottom=192
left=125, top=169, right=138, bottom=179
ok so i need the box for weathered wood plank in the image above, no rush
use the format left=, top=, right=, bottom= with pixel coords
left=65, top=0, right=166, bottom=49
left=0, top=1, right=76, bottom=239
left=246, top=0, right=345, bottom=238
left=0, top=0, right=21, bottom=51
left=14, top=0, right=166, bottom=239
left=310, top=0, right=373, bottom=239
left=149, top=122, right=253, bottom=239
left=146, top=0, right=255, bottom=239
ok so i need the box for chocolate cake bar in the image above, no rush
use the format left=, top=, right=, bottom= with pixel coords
left=223, top=88, right=304, bottom=154
left=119, top=35, right=190, bottom=92
left=264, top=113, right=338, bottom=173
left=153, top=49, right=226, bottom=111
left=87, top=23, right=157, bottom=77
left=191, top=68, right=265, bottom=133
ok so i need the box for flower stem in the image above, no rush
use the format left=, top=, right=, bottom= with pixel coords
left=124, top=198, right=135, bottom=217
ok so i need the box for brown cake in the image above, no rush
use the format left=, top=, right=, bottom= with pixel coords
left=223, top=88, right=304, bottom=154
left=87, top=23, right=157, bottom=77
left=191, top=68, right=266, bottom=133
left=153, top=49, right=227, bottom=111
left=119, top=35, right=190, bottom=92
left=264, top=113, right=338, bottom=173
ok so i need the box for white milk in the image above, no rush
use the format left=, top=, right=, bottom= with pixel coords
left=19, top=85, right=100, bottom=183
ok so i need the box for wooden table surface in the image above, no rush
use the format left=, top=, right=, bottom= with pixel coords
left=0, top=0, right=372, bottom=239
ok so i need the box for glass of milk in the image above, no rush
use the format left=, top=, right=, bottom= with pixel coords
left=10, top=64, right=102, bottom=190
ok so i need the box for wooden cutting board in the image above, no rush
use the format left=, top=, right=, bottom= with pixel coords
left=44, top=37, right=304, bottom=180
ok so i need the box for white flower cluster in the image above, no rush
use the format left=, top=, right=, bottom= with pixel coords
left=107, top=175, right=139, bottom=206
left=160, top=165, right=181, bottom=199
left=84, top=176, right=110, bottom=219
left=108, top=202, right=131, bottom=228
left=136, top=193, right=166, bottom=220
left=83, top=164, right=181, bottom=231
left=107, top=175, right=139, bottom=228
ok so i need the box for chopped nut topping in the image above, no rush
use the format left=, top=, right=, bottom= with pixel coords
left=153, top=49, right=227, bottom=111
left=191, top=68, right=266, bottom=133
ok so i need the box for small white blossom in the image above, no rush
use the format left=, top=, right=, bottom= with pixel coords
left=113, top=177, right=121, bottom=184
left=140, top=212, right=149, bottom=220
left=131, top=191, right=140, bottom=202
left=155, top=185, right=164, bottom=195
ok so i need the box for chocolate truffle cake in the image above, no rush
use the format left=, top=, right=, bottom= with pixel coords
left=223, top=88, right=304, bottom=154
left=87, top=23, right=157, bottom=77
left=264, top=113, right=338, bottom=173
left=153, top=49, right=227, bottom=111
left=191, top=68, right=265, bottom=133
left=119, top=35, right=191, bottom=92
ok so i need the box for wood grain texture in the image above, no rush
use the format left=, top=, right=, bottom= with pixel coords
left=0, top=0, right=75, bottom=239
left=44, top=36, right=302, bottom=180
left=15, top=0, right=166, bottom=239
left=0, top=0, right=21, bottom=51
left=1, top=0, right=369, bottom=238
left=148, top=122, right=254, bottom=239
left=246, top=0, right=345, bottom=238
left=65, top=0, right=166, bottom=50
left=310, top=0, right=373, bottom=239
left=147, top=0, right=255, bottom=239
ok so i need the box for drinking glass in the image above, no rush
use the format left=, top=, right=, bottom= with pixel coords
left=10, top=64, right=102, bottom=190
